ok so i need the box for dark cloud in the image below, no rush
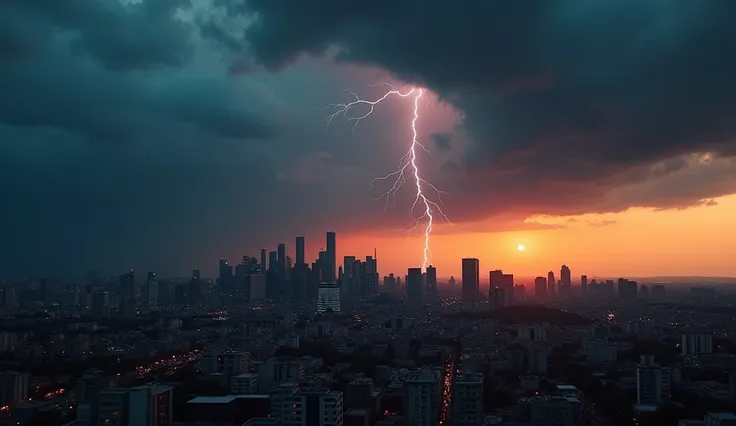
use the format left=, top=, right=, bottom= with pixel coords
left=0, top=0, right=194, bottom=70
left=210, top=0, right=736, bottom=220
left=431, top=133, right=452, bottom=151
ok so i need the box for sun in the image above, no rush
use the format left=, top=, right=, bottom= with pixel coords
left=517, top=244, right=525, bottom=252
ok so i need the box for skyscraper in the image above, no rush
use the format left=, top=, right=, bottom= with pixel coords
left=534, top=276, right=547, bottom=298
left=407, top=268, right=423, bottom=300
left=295, top=236, right=305, bottom=268
left=560, top=265, right=571, bottom=295
left=260, top=249, right=267, bottom=272
left=326, top=231, right=336, bottom=282
left=581, top=274, right=588, bottom=295
left=343, top=256, right=356, bottom=299
left=364, top=256, right=378, bottom=296
left=425, top=265, right=437, bottom=295
left=268, top=251, right=278, bottom=272
left=461, top=258, right=480, bottom=301
left=277, top=243, right=286, bottom=276
left=547, top=271, right=556, bottom=297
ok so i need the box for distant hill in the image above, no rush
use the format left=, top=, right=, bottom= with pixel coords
left=443, top=305, right=593, bottom=326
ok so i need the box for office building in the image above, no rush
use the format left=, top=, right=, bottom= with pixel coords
left=636, top=355, right=669, bottom=404
left=405, top=367, right=439, bottom=426
left=534, top=276, right=547, bottom=298
left=425, top=265, right=437, bottom=295
left=560, top=265, right=571, bottom=295
left=249, top=274, right=267, bottom=301
left=271, top=386, right=343, bottom=426
left=453, top=373, right=483, bottom=426
left=317, top=283, right=341, bottom=313
left=518, top=396, right=581, bottom=426
left=581, top=274, right=588, bottom=295
left=461, top=258, right=480, bottom=301
left=260, top=249, right=267, bottom=271
left=259, top=360, right=306, bottom=392
left=277, top=243, right=286, bottom=276
left=94, top=384, right=173, bottom=426
left=200, top=348, right=250, bottom=375
left=364, top=255, right=378, bottom=296
left=146, top=271, right=158, bottom=307
left=326, top=231, right=337, bottom=282
left=230, top=373, right=259, bottom=394
left=547, top=271, right=556, bottom=297
left=489, top=269, right=514, bottom=304
left=618, top=278, right=638, bottom=299
left=295, top=236, right=305, bottom=268
left=682, top=333, right=714, bottom=355
left=652, top=284, right=666, bottom=297
left=407, top=268, right=423, bottom=300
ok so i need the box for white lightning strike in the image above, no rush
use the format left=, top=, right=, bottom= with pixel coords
left=324, top=85, right=451, bottom=270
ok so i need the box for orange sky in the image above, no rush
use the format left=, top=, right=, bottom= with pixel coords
left=338, top=193, right=736, bottom=280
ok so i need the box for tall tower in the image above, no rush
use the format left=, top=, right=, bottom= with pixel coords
left=326, top=231, right=336, bottom=282
left=560, top=265, right=571, bottom=296
left=461, top=258, right=480, bottom=301
left=277, top=243, right=286, bottom=276
left=407, top=268, right=423, bottom=300
left=295, top=236, right=305, bottom=268
left=425, top=265, right=437, bottom=294
left=260, top=249, right=267, bottom=272
left=547, top=271, right=556, bottom=297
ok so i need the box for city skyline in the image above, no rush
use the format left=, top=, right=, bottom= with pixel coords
left=2, top=2, right=735, bottom=279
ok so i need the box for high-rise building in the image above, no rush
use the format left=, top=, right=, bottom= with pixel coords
left=260, top=249, right=267, bottom=272
left=200, top=348, right=250, bottom=375
left=268, top=251, right=278, bottom=272
left=146, top=271, right=158, bottom=307
left=461, top=258, right=480, bottom=301
left=560, top=265, right=571, bottom=296
left=425, top=265, right=437, bottom=295
left=317, top=283, right=341, bottom=313
left=453, top=373, right=484, bottom=426
left=272, top=387, right=343, bottom=426
left=407, top=268, right=423, bottom=300
left=295, top=236, right=305, bottom=268
left=581, top=274, right=588, bottom=295
left=489, top=269, right=514, bottom=304
left=94, top=385, right=173, bottom=426
left=618, top=278, right=638, bottom=299
left=681, top=333, right=713, bottom=355
left=405, top=367, right=439, bottom=426
left=636, top=355, right=669, bottom=404
left=534, top=276, right=547, bottom=298
left=119, top=269, right=136, bottom=316
left=248, top=274, right=267, bottom=301
left=277, top=243, right=286, bottom=276
left=342, top=256, right=356, bottom=299
left=547, top=271, right=556, bottom=297
left=326, top=231, right=337, bottom=282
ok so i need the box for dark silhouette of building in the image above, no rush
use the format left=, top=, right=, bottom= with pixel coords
left=461, top=258, right=480, bottom=301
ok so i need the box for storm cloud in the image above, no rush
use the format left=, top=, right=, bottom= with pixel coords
left=1, top=0, right=736, bottom=278
left=208, top=0, right=736, bottom=217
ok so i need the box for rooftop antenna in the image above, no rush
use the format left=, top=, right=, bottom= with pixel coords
left=374, top=248, right=377, bottom=259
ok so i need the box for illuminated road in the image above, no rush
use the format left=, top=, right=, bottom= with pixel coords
left=135, top=349, right=201, bottom=378
left=439, top=357, right=455, bottom=426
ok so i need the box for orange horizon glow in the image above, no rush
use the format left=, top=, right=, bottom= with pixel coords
left=330, top=193, right=736, bottom=280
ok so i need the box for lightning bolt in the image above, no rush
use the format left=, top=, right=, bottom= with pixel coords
left=325, top=84, right=451, bottom=270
